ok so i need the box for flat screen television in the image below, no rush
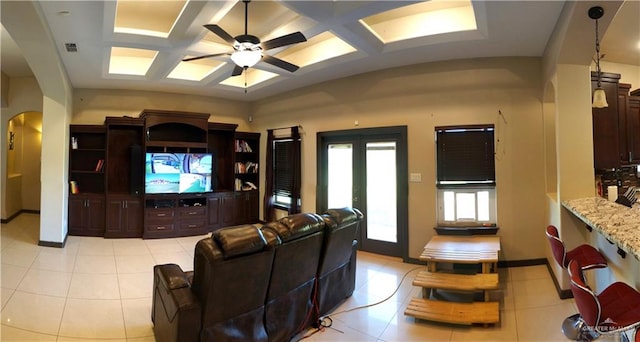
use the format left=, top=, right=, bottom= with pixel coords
left=145, top=153, right=213, bottom=194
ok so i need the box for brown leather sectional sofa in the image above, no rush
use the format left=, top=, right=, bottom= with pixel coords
left=151, top=207, right=363, bottom=342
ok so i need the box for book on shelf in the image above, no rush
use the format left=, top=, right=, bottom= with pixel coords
left=246, top=162, right=258, bottom=173
left=95, top=159, right=104, bottom=172
left=235, top=162, right=258, bottom=174
left=235, top=140, right=253, bottom=153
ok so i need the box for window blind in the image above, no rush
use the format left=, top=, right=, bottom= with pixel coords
left=274, top=139, right=293, bottom=198
left=436, top=125, right=495, bottom=187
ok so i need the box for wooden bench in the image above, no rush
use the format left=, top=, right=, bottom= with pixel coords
left=413, top=270, right=499, bottom=291
left=405, top=298, right=500, bottom=325
left=405, top=235, right=501, bottom=326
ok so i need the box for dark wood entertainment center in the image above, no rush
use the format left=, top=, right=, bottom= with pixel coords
left=68, top=109, right=260, bottom=239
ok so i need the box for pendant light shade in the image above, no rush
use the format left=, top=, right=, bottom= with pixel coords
left=592, top=87, right=608, bottom=108
left=589, top=6, right=608, bottom=108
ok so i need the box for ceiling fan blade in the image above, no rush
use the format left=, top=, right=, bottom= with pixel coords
left=231, top=65, right=245, bottom=77
left=182, top=52, right=230, bottom=62
left=262, top=55, right=299, bottom=73
left=204, top=24, right=236, bottom=44
left=261, top=32, right=306, bottom=50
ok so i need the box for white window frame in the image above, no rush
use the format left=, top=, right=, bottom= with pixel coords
left=437, top=186, right=497, bottom=225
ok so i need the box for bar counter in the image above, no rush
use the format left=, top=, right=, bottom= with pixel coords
left=562, top=197, right=640, bottom=260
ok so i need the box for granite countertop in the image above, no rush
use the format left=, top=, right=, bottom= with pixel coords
left=562, top=197, right=640, bottom=260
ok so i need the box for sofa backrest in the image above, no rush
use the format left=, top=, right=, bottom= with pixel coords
left=318, top=208, right=363, bottom=276
left=315, top=207, right=363, bottom=316
left=260, top=213, right=325, bottom=342
left=191, top=224, right=279, bottom=342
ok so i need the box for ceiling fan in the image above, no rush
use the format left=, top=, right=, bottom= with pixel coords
left=183, top=0, right=307, bottom=77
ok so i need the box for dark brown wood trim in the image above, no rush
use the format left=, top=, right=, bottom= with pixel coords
left=39, top=234, right=67, bottom=248
left=1, top=209, right=41, bottom=223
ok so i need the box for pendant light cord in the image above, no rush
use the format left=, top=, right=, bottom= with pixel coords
left=594, top=17, right=602, bottom=88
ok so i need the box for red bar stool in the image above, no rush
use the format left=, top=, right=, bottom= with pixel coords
left=568, top=260, right=640, bottom=342
left=545, top=225, right=608, bottom=271
left=545, top=225, right=608, bottom=340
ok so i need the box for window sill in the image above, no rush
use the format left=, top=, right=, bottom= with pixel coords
left=434, top=226, right=499, bottom=236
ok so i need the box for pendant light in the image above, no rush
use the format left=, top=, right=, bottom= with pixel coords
left=589, top=6, right=608, bottom=108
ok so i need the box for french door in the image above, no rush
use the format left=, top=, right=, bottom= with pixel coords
left=317, top=126, right=408, bottom=258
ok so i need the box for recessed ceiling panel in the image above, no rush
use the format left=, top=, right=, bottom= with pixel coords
left=114, top=0, right=187, bottom=37
left=202, top=1, right=300, bottom=45
left=361, top=0, right=477, bottom=43
left=109, top=47, right=157, bottom=76
left=168, top=58, right=224, bottom=81
left=276, top=32, right=356, bottom=68
left=220, top=68, right=278, bottom=88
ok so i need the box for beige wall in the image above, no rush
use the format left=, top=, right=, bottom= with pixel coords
left=21, top=112, right=42, bottom=211
left=1, top=77, right=43, bottom=220
left=252, top=57, right=547, bottom=260
left=72, top=89, right=252, bottom=129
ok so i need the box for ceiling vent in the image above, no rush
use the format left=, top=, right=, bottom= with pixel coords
left=64, top=43, right=78, bottom=52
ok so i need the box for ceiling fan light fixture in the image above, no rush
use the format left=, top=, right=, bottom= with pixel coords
left=230, top=50, right=262, bottom=68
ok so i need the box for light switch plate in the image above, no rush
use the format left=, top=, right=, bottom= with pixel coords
left=410, top=173, right=422, bottom=182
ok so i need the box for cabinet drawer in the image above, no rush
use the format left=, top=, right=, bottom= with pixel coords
left=178, top=207, right=206, bottom=218
left=146, top=208, right=175, bottom=219
left=146, top=223, right=175, bottom=232
left=178, top=219, right=206, bottom=230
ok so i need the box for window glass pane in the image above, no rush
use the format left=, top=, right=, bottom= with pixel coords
left=477, top=190, right=489, bottom=221
left=455, top=192, right=476, bottom=220
left=366, top=142, right=397, bottom=242
left=328, top=144, right=352, bottom=208
left=443, top=191, right=455, bottom=221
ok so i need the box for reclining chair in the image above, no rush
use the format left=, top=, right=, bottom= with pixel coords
left=152, top=224, right=279, bottom=342
left=316, top=208, right=363, bottom=319
left=260, top=213, right=325, bottom=342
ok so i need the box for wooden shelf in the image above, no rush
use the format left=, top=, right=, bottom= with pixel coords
left=404, top=298, right=499, bottom=325
left=412, top=271, right=499, bottom=291
left=145, top=141, right=208, bottom=149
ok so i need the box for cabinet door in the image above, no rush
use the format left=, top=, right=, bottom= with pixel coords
left=234, top=192, right=247, bottom=225
left=246, top=190, right=259, bottom=223
left=207, top=195, right=222, bottom=230
left=69, top=196, right=88, bottom=235
left=106, top=199, right=125, bottom=235
left=86, top=197, right=106, bottom=236
left=106, top=197, right=142, bottom=237
left=592, top=73, right=621, bottom=170
left=220, top=194, right=235, bottom=227
left=628, top=97, right=640, bottom=164
left=124, top=199, right=143, bottom=237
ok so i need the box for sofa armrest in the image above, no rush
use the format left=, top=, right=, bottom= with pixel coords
left=153, top=264, right=201, bottom=342
left=157, top=264, right=190, bottom=290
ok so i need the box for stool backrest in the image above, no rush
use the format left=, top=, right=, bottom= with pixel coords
left=545, top=225, right=568, bottom=268
left=568, top=260, right=601, bottom=327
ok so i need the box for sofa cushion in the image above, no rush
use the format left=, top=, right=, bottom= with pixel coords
left=262, top=213, right=324, bottom=242
left=213, top=225, right=268, bottom=259
left=323, top=207, right=363, bottom=226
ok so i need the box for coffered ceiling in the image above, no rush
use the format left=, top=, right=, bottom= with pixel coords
left=2, top=1, right=639, bottom=101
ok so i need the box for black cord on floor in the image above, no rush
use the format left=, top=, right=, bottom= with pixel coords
left=296, top=266, right=423, bottom=340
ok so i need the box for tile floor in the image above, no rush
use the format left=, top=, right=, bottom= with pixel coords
left=1, top=213, right=580, bottom=341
